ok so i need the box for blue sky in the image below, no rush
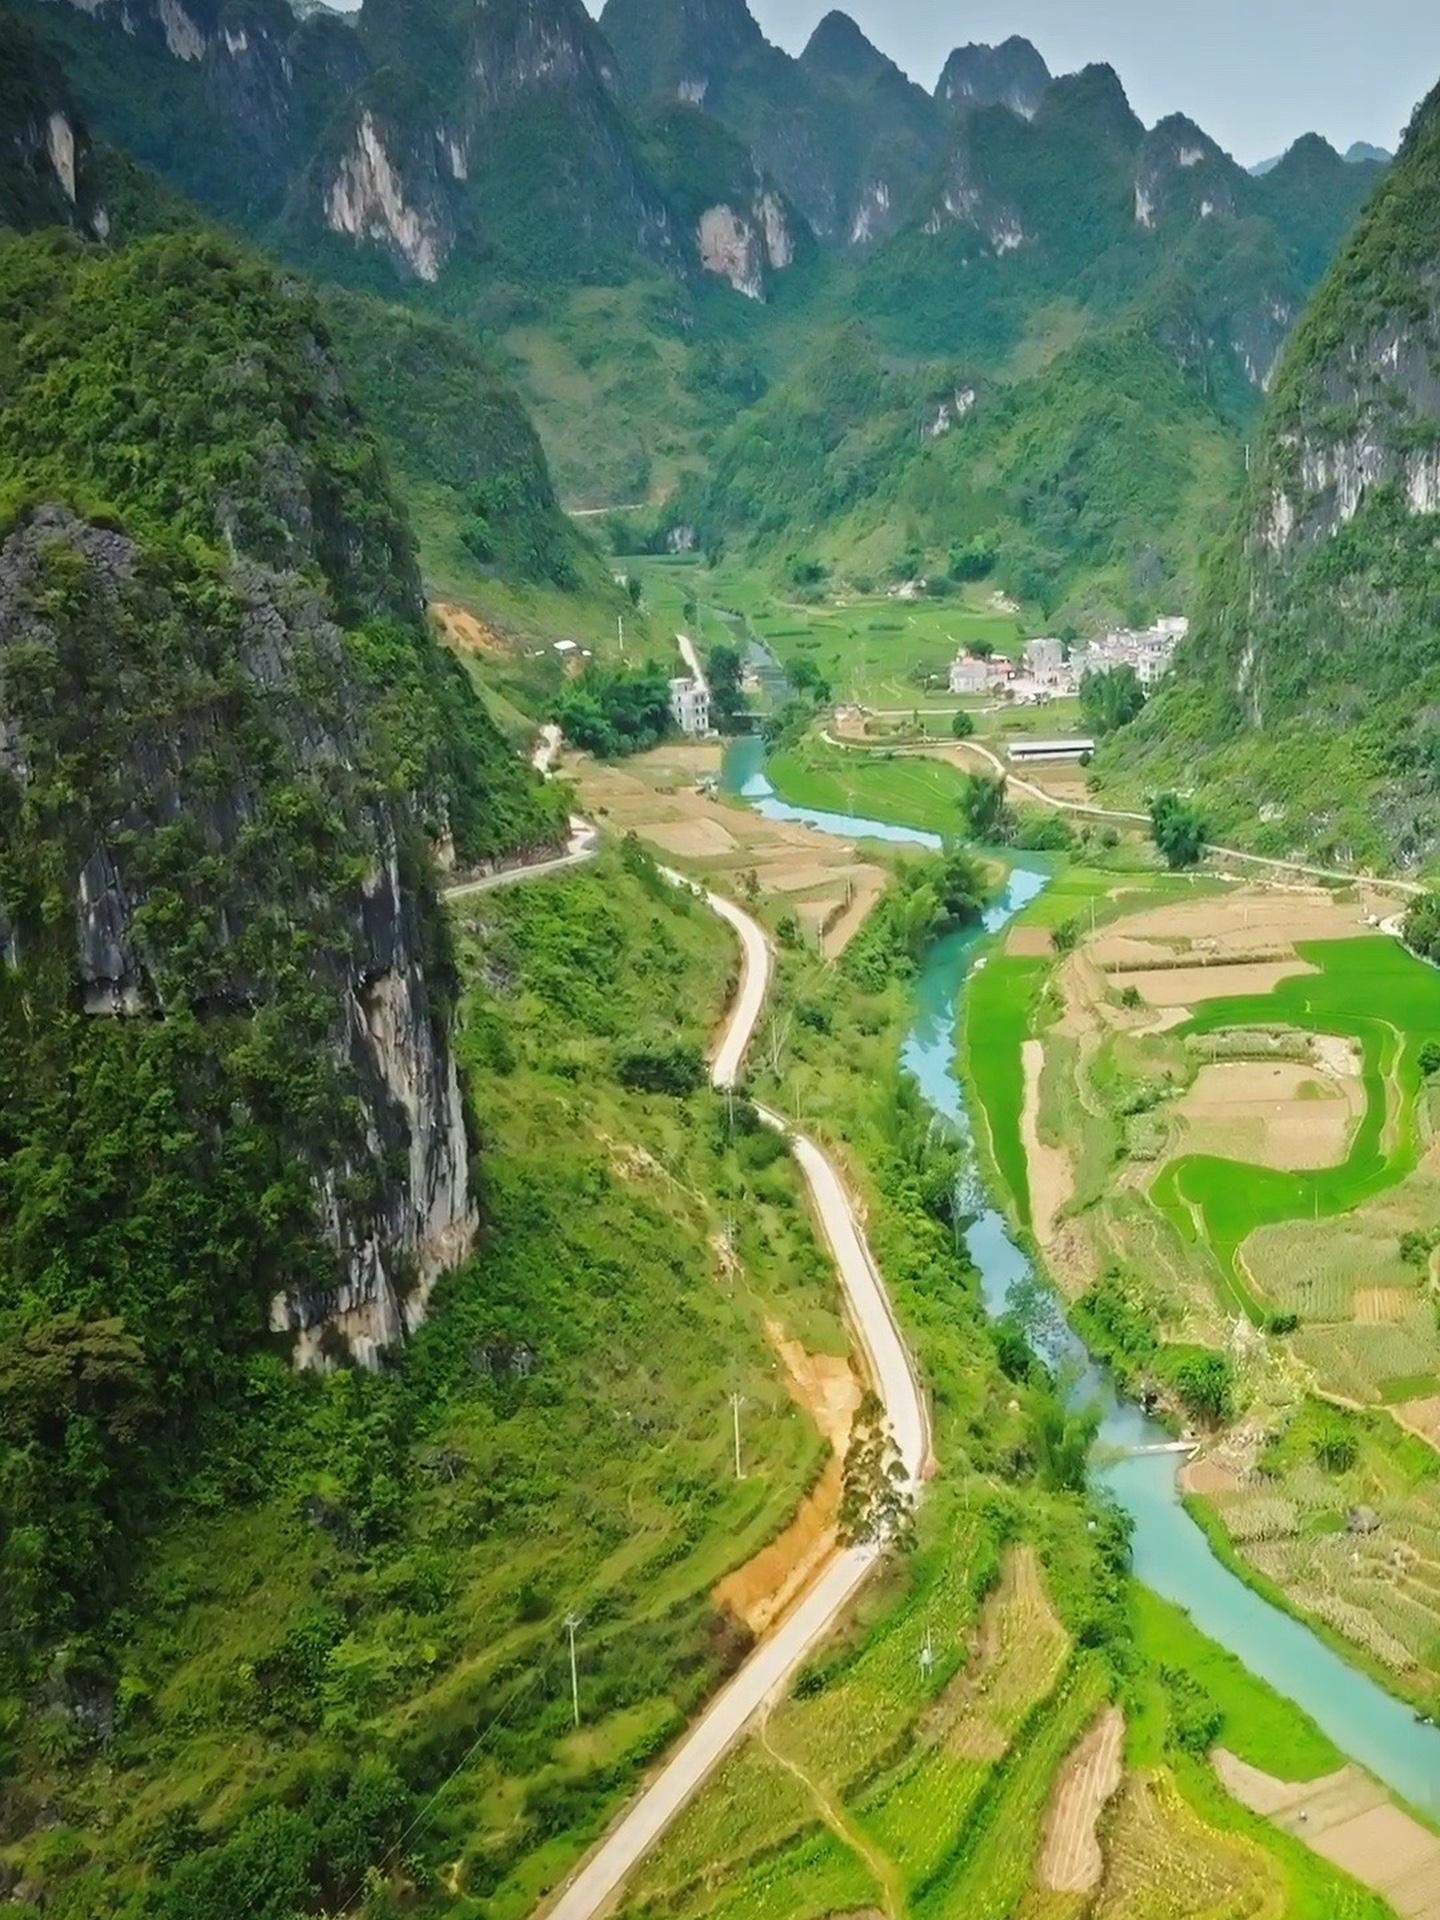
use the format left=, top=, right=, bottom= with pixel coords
left=581, top=0, right=1440, bottom=165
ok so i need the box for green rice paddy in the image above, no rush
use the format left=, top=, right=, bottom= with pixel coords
left=1151, top=938, right=1440, bottom=1320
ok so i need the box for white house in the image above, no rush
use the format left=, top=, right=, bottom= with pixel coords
left=669, top=676, right=711, bottom=736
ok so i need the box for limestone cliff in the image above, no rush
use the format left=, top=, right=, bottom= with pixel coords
left=935, top=36, right=1050, bottom=118
left=1109, top=78, right=1440, bottom=868
left=0, top=232, right=563, bottom=1368
left=0, top=7, right=106, bottom=230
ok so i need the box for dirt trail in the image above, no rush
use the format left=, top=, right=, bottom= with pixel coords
left=1214, top=1751, right=1440, bottom=1919
left=757, top=1713, right=905, bottom=1920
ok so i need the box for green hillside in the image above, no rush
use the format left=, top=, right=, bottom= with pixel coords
left=1100, top=79, right=1440, bottom=870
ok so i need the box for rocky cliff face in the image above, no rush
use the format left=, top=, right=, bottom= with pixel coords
left=46, top=0, right=367, bottom=217
left=0, top=7, right=107, bottom=231
left=1111, top=80, right=1440, bottom=867
left=308, top=0, right=676, bottom=281
left=1134, top=116, right=1246, bottom=230
left=602, top=0, right=942, bottom=249
left=0, top=232, right=562, bottom=1366
left=0, top=507, right=474, bottom=1367
left=936, top=37, right=1051, bottom=118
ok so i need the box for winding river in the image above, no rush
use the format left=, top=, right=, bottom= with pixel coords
left=722, top=735, right=1440, bottom=1817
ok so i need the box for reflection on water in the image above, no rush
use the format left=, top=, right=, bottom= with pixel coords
left=724, top=741, right=1440, bottom=1814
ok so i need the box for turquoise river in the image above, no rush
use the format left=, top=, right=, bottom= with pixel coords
left=721, top=735, right=1440, bottom=1817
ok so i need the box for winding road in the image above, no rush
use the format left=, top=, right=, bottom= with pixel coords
left=543, top=878, right=929, bottom=1920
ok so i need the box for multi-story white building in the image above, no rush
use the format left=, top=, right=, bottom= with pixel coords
left=669, top=676, right=711, bottom=736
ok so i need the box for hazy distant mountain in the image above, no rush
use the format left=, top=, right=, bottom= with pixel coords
left=935, top=36, right=1051, bottom=118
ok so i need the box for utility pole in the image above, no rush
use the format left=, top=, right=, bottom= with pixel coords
left=618, top=613, right=626, bottom=655
left=919, top=1624, right=935, bottom=1677
left=729, top=1392, right=746, bottom=1480
left=563, top=1614, right=582, bottom=1727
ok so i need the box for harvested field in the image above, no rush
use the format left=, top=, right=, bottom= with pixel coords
left=1008, top=926, right=1055, bottom=957
left=1213, top=1752, right=1440, bottom=1920
left=1023, top=1040, right=1073, bottom=1245
left=1172, top=1060, right=1363, bottom=1172
left=1121, top=960, right=1313, bottom=1007
left=1037, top=1706, right=1125, bottom=1892
left=1397, top=1397, right=1440, bottom=1446
left=575, top=749, right=889, bottom=957
left=643, top=818, right=741, bottom=858
left=1096, top=888, right=1371, bottom=954
left=1354, top=1288, right=1414, bottom=1325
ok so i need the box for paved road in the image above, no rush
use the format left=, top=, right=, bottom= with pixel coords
left=544, top=884, right=927, bottom=1920
left=444, top=818, right=598, bottom=901
left=820, top=728, right=1424, bottom=898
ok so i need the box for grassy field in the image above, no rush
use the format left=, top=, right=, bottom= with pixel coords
left=632, top=558, right=1035, bottom=709
left=1151, top=938, right=1440, bottom=1321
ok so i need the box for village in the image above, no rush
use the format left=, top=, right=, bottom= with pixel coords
left=947, top=615, right=1189, bottom=702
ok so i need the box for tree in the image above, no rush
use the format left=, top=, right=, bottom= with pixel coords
left=959, top=771, right=1011, bottom=842
left=707, top=641, right=747, bottom=732
left=936, top=845, right=990, bottom=926
left=789, top=657, right=832, bottom=704
left=1421, top=1039, right=1440, bottom=1078
left=1150, top=791, right=1206, bottom=869
left=838, top=1393, right=913, bottom=1550
left=949, top=535, right=997, bottom=582
left=625, top=574, right=643, bottom=607
left=1313, top=1417, right=1359, bottom=1474
left=1079, top=665, right=1145, bottom=736
left=1170, top=1350, right=1233, bottom=1424
left=951, top=708, right=975, bottom=740
left=1026, top=1386, right=1100, bottom=1493
left=1403, top=892, right=1440, bottom=963
left=554, top=663, right=672, bottom=759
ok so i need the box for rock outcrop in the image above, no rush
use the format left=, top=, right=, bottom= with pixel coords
left=936, top=37, right=1051, bottom=118
left=0, top=232, right=562, bottom=1366
left=0, top=8, right=107, bottom=231
left=1110, top=77, right=1440, bottom=867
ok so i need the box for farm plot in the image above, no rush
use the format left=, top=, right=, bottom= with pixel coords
left=1172, top=1059, right=1364, bottom=1172
left=857, top=1546, right=1072, bottom=1885
left=1092, top=1770, right=1286, bottom=1919
left=1198, top=1412, right=1440, bottom=1689
left=1149, top=937, right=1440, bottom=1322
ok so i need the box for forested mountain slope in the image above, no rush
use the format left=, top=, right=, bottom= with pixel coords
left=0, top=222, right=566, bottom=1651
left=1100, top=77, right=1440, bottom=870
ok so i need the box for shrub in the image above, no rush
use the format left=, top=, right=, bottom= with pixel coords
left=616, top=1046, right=705, bottom=1096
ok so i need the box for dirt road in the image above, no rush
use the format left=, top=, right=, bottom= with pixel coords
left=819, top=729, right=1424, bottom=897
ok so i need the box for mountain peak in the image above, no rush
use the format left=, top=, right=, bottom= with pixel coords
left=1035, top=62, right=1141, bottom=150
left=599, top=0, right=763, bottom=101
left=936, top=35, right=1049, bottom=118
left=800, top=10, right=889, bottom=85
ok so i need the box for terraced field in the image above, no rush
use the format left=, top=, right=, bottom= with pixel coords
left=1150, top=938, right=1440, bottom=1323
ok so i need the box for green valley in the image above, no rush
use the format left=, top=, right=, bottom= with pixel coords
left=9, top=1, right=1440, bottom=1918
